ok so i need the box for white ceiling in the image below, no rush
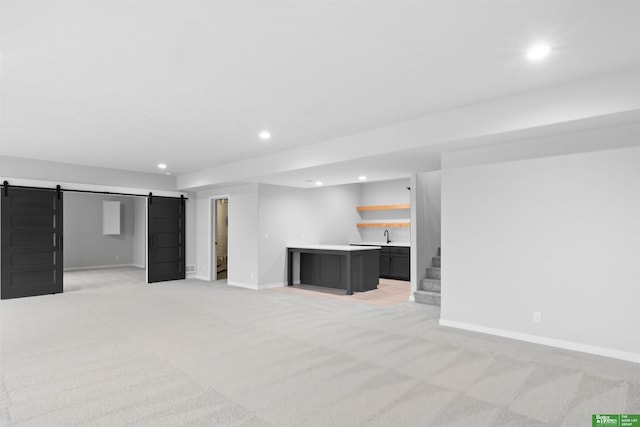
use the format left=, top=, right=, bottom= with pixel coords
left=1, top=1, right=639, bottom=187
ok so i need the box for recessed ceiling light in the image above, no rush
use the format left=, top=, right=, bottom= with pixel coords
left=158, top=163, right=167, bottom=169
left=165, top=172, right=172, bottom=176
left=526, top=43, right=551, bottom=61
left=358, top=176, right=367, bottom=181
left=259, top=131, right=271, bottom=140
left=315, top=181, right=323, bottom=186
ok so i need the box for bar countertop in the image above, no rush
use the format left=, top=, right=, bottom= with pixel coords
left=355, top=241, right=411, bottom=247
left=287, top=244, right=381, bottom=251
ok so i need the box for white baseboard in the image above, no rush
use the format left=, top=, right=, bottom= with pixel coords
left=439, top=318, right=640, bottom=364
left=188, top=274, right=209, bottom=281
left=131, top=263, right=145, bottom=269
left=226, top=280, right=284, bottom=291
left=258, top=282, right=285, bottom=290
left=64, top=264, right=140, bottom=272
left=227, top=280, right=258, bottom=290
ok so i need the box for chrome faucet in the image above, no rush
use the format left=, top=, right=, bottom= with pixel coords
left=384, top=229, right=390, bottom=244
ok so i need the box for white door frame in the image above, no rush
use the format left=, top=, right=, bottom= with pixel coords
left=208, top=195, right=230, bottom=281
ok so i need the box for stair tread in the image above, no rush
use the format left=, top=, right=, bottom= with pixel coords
left=415, top=290, right=441, bottom=295
left=426, top=266, right=441, bottom=279
left=414, top=290, right=441, bottom=306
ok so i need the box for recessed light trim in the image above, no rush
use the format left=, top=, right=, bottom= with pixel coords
left=526, top=43, right=551, bottom=61
left=259, top=131, right=271, bottom=140
left=158, top=163, right=167, bottom=169
left=315, top=181, right=323, bottom=186
left=358, top=176, right=367, bottom=181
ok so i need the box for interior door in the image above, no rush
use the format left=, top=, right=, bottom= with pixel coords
left=147, top=196, right=185, bottom=283
left=1, top=187, right=63, bottom=299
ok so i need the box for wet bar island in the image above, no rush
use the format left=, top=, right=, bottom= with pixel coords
left=287, top=245, right=381, bottom=295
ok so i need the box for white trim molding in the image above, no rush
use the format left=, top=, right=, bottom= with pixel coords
left=439, top=318, right=640, bottom=364
left=227, top=280, right=258, bottom=290
left=64, top=264, right=142, bottom=272
left=227, top=280, right=285, bottom=291
left=259, top=282, right=285, bottom=290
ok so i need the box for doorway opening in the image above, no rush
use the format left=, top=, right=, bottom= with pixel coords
left=62, top=192, right=146, bottom=292
left=211, top=197, right=229, bottom=281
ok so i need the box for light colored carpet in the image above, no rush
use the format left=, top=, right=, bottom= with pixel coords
left=0, top=267, right=638, bottom=426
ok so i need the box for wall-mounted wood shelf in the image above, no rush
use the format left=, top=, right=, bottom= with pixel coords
left=356, top=204, right=410, bottom=212
left=357, top=222, right=410, bottom=228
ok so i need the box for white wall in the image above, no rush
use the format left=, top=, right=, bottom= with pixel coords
left=63, top=193, right=141, bottom=270
left=185, top=194, right=197, bottom=273
left=361, top=178, right=410, bottom=205
left=411, top=171, right=441, bottom=297
left=194, top=184, right=259, bottom=286
left=256, top=183, right=363, bottom=288
left=441, top=141, right=640, bottom=361
left=307, top=184, right=363, bottom=245
left=257, top=185, right=311, bottom=288
left=359, top=178, right=410, bottom=243
left=421, top=171, right=441, bottom=265
left=132, top=197, right=146, bottom=268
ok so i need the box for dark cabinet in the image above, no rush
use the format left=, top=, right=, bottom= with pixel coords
left=371, top=246, right=411, bottom=281
left=379, top=252, right=390, bottom=277
left=351, top=245, right=410, bottom=281
left=298, top=249, right=380, bottom=292
left=388, top=249, right=410, bottom=281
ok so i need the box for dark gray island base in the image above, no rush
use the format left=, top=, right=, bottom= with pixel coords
left=287, top=245, right=381, bottom=295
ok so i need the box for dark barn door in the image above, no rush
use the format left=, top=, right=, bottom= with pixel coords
left=148, top=196, right=185, bottom=283
left=1, top=188, right=63, bottom=299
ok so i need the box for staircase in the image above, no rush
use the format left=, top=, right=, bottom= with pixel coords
left=414, top=247, right=441, bottom=306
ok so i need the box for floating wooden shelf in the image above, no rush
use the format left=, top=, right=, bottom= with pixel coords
left=356, top=204, right=410, bottom=212
left=357, top=222, right=410, bottom=228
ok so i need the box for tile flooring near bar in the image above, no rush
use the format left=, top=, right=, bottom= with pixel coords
left=276, top=278, right=411, bottom=307
left=0, top=268, right=638, bottom=426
